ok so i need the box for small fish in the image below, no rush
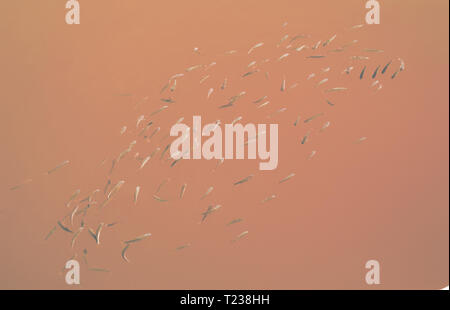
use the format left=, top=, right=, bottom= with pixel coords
left=150, top=105, right=168, bottom=117
left=227, top=218, right=243, bottom=226
left=363, top=48, right=384, bottom=53
left=360, top=66, right=366, bottom=79
left=351, top=56, right=369, bottom=60
left=278, top=53, right=290, bottom=61
left=325, top=87, right=347, bottom=93
left=281, top=76, right=286, bottom=92
left=301, top=133, right=310, bottom=144
left=57, top=221, right=73, bottom=233
left=153, top=195, right=168, bottom=203
left=355, top=137, right=368, bottom=144
left=253, top=96, right=267, bottom=104
left=119, top=126, right=127, bottom=135
left=66, top=189, right=80, bottom=207
left=248, top=42, right=264, bottom=55
left=234, top=175, right=253, bottom=186
left=294, top=116, right=301, bottom=126
left=186, top=64, right=203, bottom=72
left=317, top=78, right=329, bottom=87
left=199, top=75, right=210, bottom=84
left=381, top=60, right=392, bottom=74
left=320, top=121, right=331, bottom=132
left=124, top=233, right=152, bottom=244
left=308, top=150, right=317, bottom=160
left=134, top=186, right=140, bottom=205
left=121, top=244, right=130, bottom=263
left=257, top=101, right=270, bottom=109
left=231, top=116, right=242, bottom=125
left=139, top=156, right=151, bottom=170
left=207, top=88, right=214, bottom=99
left=304, top=113, right=324, bottom=123
left=201, top=205, right=222, bottom=222
left=107, top=180, right=125, bottom=200
left=279, top=173, right=295, bottom=183
left=71, top=227, right=84, bottom=248
left=180, top=183, right=187, bottom=199
left=261, top=195, right=276, bottom=203
left=161, top=98, right=175, bottom=103
left=242, top=70, right=259, bottom=78
left=176, top=243, right=191, bottom=250
left=10, top=178, right=32, bottom=191
left=201, top=186, right=214, bottom=200
left=326, top=100, right=334, bottom=106
left=232, top=231, right=249, bottom=242
left=372, top=65, right=380, bottom=79
left=44, top=226, right=57, bottom=240
left=221, top=78, right=228, bottom=90
left=307, top=55, right=325, bottom=59
left=323, top=34, right=337, bottom=47
left=46, top=160, right=69, bottom=174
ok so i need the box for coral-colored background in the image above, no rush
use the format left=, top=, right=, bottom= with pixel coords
left=0, top=0, right=448, bottom=289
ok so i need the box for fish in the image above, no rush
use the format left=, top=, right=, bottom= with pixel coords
left=234, top=175, right=253, bottom=186
left=307, top=55, right=326, bottom=59
left=153, top=195, right=168, bottom=202
left=156, top=179, right=170, bottom=194
left=220, top=78, right=228, bottom=90
left=248, top=42, right=264, bottom=55
left=199, top=75, right=210, bottom=84
left=207, top=88, right=214, bottom=99
left=201, top=186, right=214, bottom=200
left=10, top=178, right=32, bottom=191
left=242, top=70, right=259, bottom=78
left=227, top=218, right=243, bottom=226
left=186, top=64, right=203, bottom=72
left=150, top=106, right=168, bottom=117
left=107, top=180, right=125, bottom=200
left=71, top=227, right=84, bottom=248
left=120, top=126, right=127, bottom=135
left=161, top=98, right=175, bottom=103
left=57, top=221, right=73, bottom=233
left=180, top=183, right=187, bottom=199
left=44, top=226, right=57, bottom=240
left=121, top=244, right=130, bottom=263
left=308, top=150, right=317, bottom=160
left=323, top=34, right=337, bottom=47
left=279, top=173, right=296, bottom=183
left=139, top=156, right=151, bottom=170
left=261, top=195, right=276, bottom=203
left=381, top=60, right=392, bottom=74
left=278, top=53, right=290, bottom=61
left=363, top=48, right=384, bottom=53
left=372, top=65, right=380, bottom=79
left=320, top=121, right=331, bottom=132
left=66, top=189, right=80, bottom=207
left=294, top=116, right=301, bottom=126
left=281, top=76, right=286, bottom=92
left=232, top=231, right=249, bottom=242
left=253, top=96, right=267, bottom=104
left=134, top=186, right=140, bottom=204
left=304, top=113, right=324, bottom=123
left=325, top=87, right=347, bottom=93
left=103, top=179, right=111, bottom=195
left=257, top=101, right=270, bottom=109
left=176, top=244, right=191, bottom=251
left=46, top=160, right=69, bottom=174
left=201, top=205, right=222, bottom=222
left=231, top=116, right=242, bottom=125
left=360, top=66, right=366, bottom=79
left=317, top=78, right=329, bottom=87
left=124, top=233, right=152, bottom=244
